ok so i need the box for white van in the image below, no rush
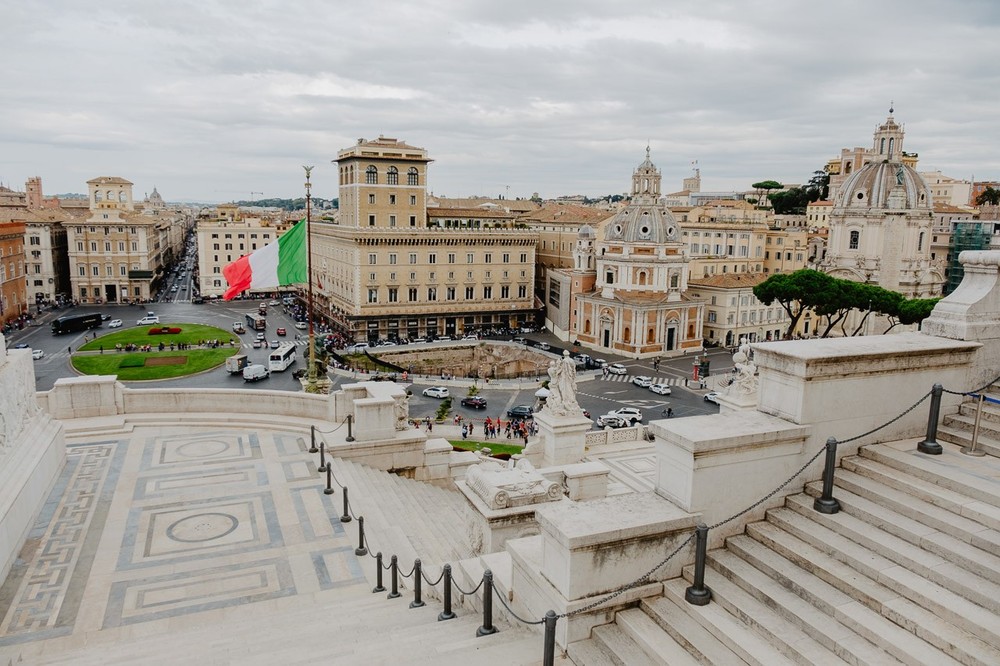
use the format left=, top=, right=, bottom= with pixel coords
left=242, top=364, right=270, bottom=382
left=137, top=315, right=160, bottom=325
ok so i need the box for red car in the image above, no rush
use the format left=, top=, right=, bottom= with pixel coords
left=460, top=396, right=488, bottom=409
left=276, top=327, right=287, bottom=336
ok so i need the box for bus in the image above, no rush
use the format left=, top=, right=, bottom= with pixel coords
left=268, top=344, right=296, bottom=372
left=51, top=313, right=102, bottom=335
left=245, top=313, right=267, bottom=331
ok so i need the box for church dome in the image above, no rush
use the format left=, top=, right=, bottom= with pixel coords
left=577, top=224, right=596, bottom=239
left=834, top=160, right=931, bottom=211
left=604, top=204, right=679, bottom=244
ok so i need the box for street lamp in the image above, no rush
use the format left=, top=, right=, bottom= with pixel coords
left=304, top=166, right=319, bottom=393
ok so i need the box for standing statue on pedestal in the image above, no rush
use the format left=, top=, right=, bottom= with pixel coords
left=544, top=351, right=581, bottom=416
left=730, top=339, right=759, bottom=396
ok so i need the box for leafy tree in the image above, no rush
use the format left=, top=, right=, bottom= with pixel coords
left=754, top=269, right=835, bottom=338
left=751, top=180, right=783, bottom=208
left=806, top=170, right=830, bottom=201
left=769, top=187, right=812, bottom=215
left=884, top=298, right=940, bottom=333
left=846, top=285, right=904, bottom=336
left=976, top=187, right=1000, bottom=206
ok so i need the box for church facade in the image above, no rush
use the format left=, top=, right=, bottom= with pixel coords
left=573, top=149, right=705, bottom=357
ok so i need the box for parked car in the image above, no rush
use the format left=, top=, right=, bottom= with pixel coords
left=536, top=342, right=551, bottom=351
left=632, top=375, right=653, bottom=388
left=422, top=386, right=450, bottom=399
left=242, top=364, right=270, bottom=382
left=268, top=300, right=280, bottom=306
left=610, top=407, right=643, bottom=424
left=462, top=334, right=478, bottom=341
left=12, top=343, right=29, bottom=349
left=649, top=383, right=672, bottom=395
left=108, top=319, right=123, bottom=328
left=31, top=349, right=44, bottom=360
left=137, top=315, right=160, bottom=325
left=607, top=363, right=628, bottom=375
left=276, top=327, right=287, bottom=336
left=704, top=391, right=721, bottom=405
left=596, top=414, right=629, bottom=429
left=461, top=396, right=488, bottom=409
left=507, top=405, right=534, bottom=419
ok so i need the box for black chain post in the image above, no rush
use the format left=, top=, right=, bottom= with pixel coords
left=324, top=465, right=334, bottom=495
left=684, top=523, right=712, bottom=606
left=318, top=440, right=327, bottom=473
left=355, top=516, right=368, bottom=556
left=373, top=552, right=386, bottom=593
left=813, top=437, right=842, bottom=514
left=438, top=564, right=455, bottom=621
left=543, top=610, right=558, bottom=666
left=917, top=383, right=944, bottom=455
left=309, top=425, right=318, bottom=453
left=388, top=554, right=401, bottom=599
left=346, top=414, right=355, bottom=442
left=410, top=559, right=425, bottom=609
left=341, top=486, right=352, bottom=523
left=476, top=569, right=498, bottom=636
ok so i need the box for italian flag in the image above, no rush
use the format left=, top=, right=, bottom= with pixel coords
left=222, top=220, right=307, bottom=300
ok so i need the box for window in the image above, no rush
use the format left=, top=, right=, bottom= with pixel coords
left=369, top=273, right=376, bottom=281
left=407, top=168, right=418, bottom=186
left=389, top=215, right=396, bottom=227
left=388, top=288, right=398, bottom=303
left=502, top=253, right=509, bottom=263
left=366, top=166, right=377, bottom=184
left=501, top=285, right=509, bottom=298
left=369, top=254, right=377, bottom=265
left=369, top=214, right=376, bottom=226
left=429, top=253, right=436, bottom=264
left=849, top=230, right=860, bottom=249
left=387, top=167, right=398, bottom=185
left=90, top=242, right=97, bottom=252
left=518, top=285, right=527, bottom=298
left=367, top=288, right=378, bottom=303
left=389, top=194, right=396, bottom=205
left=408, top=288, right=418, bottom=302
left=670, top=274, right=679, bottom=288
left=369, top=194, right=376, bottom=204
left=483, top=286, right=492, bottom=299
left=446, top=287, right=455, bottom=300
left=389, top=253, right=397, bottom=265
left=918, top=232, right=924, bottom=251
left=448, top=253, right=456, bottom=263
left=409, top=216, right=416, bottom=227
left=213, top=243, right=220, bottom=250
left=410, top=272, right=416, bottom=281
left=409, top=253, right=417, bottom=264
left=427, top=287, right=437, bottom=301
left=484, top=253, right=492, bottom=263
left=29, top=236, right=39, bottom=246
left=465, top=286, right=474, bottom=299
left=78, top=265, right=85, bottom=276
left=118, top=242, right=125, bottom=251
left=120, top=265, right=127, bottom=276
left=467, top=253, right=474, bottom=263
left=92, top=265, right=99, bottom=276
left=77, top=242, right=83, bottom=252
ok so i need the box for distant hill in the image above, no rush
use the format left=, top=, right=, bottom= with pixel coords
left=234, top=197, right=337, bottom=210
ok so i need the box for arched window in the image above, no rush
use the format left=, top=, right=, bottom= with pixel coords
left=670, top=274, right=679, bottom=288
left=647, top=328, right=655, bottom=343
left=95, top=190, right=103, bottom=202
left=918, top=232, right=924, bottom=251
left=407, top=168, right=419, bottom=186
left=637, top=270, right=647, bottom=286
left=366, top=166, right=378, bottom=184
left=387, top=166, right=398, bottom=185
left=888, top=138, right=894, bottom=157
left=880, top=138, right=886, bottom=154
left=845, top=162, right=852, bottom=174
left=119, top=191, right=127, bottom=203
left=623, top=327, right=631, bottom=344
left=849, top=230, right=860, bottom=249
left=584, top=319, right=591, bottom=334
left=606, top=270, right=614, bottom=284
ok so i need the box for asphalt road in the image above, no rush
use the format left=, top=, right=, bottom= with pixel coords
left=12, top=299, right=729, bottom=427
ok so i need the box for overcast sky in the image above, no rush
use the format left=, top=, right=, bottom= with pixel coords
left=3, top=1, right=999, bottom=203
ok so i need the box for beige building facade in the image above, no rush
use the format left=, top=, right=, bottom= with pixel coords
left=196, top=211, right=291, bottom=297
left=313, top=137, right=539, bottom=342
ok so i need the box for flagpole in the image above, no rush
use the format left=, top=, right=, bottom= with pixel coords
left=303, top=165, right=318, bottom=392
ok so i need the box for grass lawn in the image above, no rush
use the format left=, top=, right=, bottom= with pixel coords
left=72, top=322, right=239, bottom=380
left=449, top=440, right=524, bottom=456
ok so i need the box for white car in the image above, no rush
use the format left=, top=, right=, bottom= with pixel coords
left=649, top=383, right=672, bottom=395
left=268, top=300, right=280, bottom=306
left=108, top=319, right=123, bottom=328
left=294, top=321, right=308, bottom=330
left=704, top=392, right=721, bottom=405
left=422, top=386, right=450, bottom=399
left=31, top=349, right=44, bottom=360
left=536, top=342, right=551, bottom=351
left=632, top=375, right=653, bottom=388
left=610, top=407, right=643, bottom=424
left=137, top=315, right=160, bottom=325
left=607, top=363, right=628, bottom=375
left=462, top=334, right=478, bottom=340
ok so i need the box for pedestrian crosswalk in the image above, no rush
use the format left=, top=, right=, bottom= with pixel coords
left=600, top=374, right=686, bottom=386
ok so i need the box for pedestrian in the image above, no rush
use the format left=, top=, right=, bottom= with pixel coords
left=99, top=345, right=103, bottom=354
left=68, top=346, right=71, bottom=354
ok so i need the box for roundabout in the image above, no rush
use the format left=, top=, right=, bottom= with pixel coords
left=70, top=322, right=240, bottom=380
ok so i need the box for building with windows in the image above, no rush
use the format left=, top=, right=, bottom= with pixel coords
left=571, top=148, right=704, bottom=357
left=0, top=220, right=26, bottom=325
left=517, top=202, right=612, bottom=296
left=196, top=212, right=292, bottom=297
left=820, top=111, right=945, bottom=300
left=687, top=272, right=798, bottom=346
left=311, top=137, right=538, bottom=342
left=66, top=177, right=172, bottom=304
left=21, top=208, right=73, bottom=305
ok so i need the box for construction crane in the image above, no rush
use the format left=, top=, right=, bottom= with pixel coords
left=249, top=191, right=263, bottom=203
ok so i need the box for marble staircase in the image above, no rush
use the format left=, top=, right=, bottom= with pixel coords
left=568, top=414, right=1000, bottom=664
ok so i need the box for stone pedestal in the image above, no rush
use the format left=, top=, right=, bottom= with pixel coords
left=715, top=389, right=758, bottom=413
left=534, top=409, right=592, bottom=467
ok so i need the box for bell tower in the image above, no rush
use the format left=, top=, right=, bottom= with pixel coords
left=631, top=145, right=661, bottom=201
left=872, top=105, right=905, bottom=160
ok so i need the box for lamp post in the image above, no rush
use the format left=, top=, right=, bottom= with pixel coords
left=304, top=166, right=318, bottom=393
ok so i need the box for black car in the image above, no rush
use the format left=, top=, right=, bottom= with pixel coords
left=461, top=396, right=488, bottom=409
left=506, top=405, right=533, bottom=419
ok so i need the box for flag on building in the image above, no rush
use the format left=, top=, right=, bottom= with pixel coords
left=222, top=220, right=307, bottom=300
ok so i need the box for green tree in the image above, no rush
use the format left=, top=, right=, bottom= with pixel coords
left=806, top=170, right=830, bottom=201
left=976, top=187, right=1000, bottom=206
left=846, top=284, right=903, bottom=336
left=751, top=180, right=783, bottom=208
left=769, top=187, right=812, bottom=215
left=884, top=298, right=940, bottom=333
left=753, top=269, right=836, bottom=338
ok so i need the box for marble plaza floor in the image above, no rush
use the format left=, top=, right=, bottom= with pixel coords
left=0, top=425, right=366, bottom=651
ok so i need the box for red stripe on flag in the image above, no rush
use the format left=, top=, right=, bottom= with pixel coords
left=222, top=255, right=253, bottom=300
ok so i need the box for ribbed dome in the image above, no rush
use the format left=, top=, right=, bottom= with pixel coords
left=834, top=160, right=931, bottom=210
left=603, top=203, right=678, bottom=244
left=578, top=224, right=596, bottom=239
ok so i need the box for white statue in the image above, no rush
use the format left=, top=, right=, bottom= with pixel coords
left=730, top=343, right=759, bottom=396
left=544, top=351, right=580, bottom=416
left=394, top=394, right=409, bottom=431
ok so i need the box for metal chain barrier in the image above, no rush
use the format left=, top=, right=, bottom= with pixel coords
left=420, top=565, right=446, bottom=587
left=452, top=575, right=486, bottom=597
left=399, top=561, right=417, bottom=579
left=838, top=389, right=932, bottom=444
left=491, top=583, right=546, bottom=625
left=942, top=370, right=1000, bottom=397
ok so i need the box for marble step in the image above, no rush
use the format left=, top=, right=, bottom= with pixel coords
left=828, top=468, right=1000, bottom=555
left=956, top=395, right=1000, bottom=425
left=936, top=424, right=1000, bottom=458
left=640, top=596, right=749, bottom=665
left=841, top=455, right=1000, bottom=532
left=614, top=607, right=702, bottom=666
left=783, top=493, right=1000, bottom=613
left=705, top=546, right=900, bottom=665
left=661, top=578, right=799, bottom=666
left=859, top=444, right=1000, bottom=509
left=725, top=532, right=962, bottom=666
left=381, top=470, right=473, bottom=563
left=591, top=622, right=659, bottom=665
left=566, top=636, right=621, bottom=666
left=747, top=519, right=1000, bottom=665
left=803, top=480, right=1000, bottom=589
